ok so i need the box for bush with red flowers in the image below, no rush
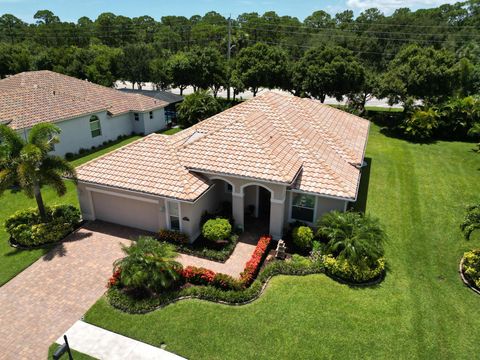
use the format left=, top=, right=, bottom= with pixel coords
left=107, top=267, right=122, bottom=288
left=240, top=235, right=272, bottom=286
left=181, top=266, right=216, bottom=286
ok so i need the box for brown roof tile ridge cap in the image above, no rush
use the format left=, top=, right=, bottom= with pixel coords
left=298, top=99, right=363, bottom=165
left=242, top=110, right=303, bottom=183
left=76, top=134, right=154, bottom=171
left=271, top=97, right=355, bottom=196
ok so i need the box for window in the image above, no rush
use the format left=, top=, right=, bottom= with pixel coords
left=149, top=111, right=153, bottom=119
left=89, top=115, right=101, bottom=137
left=168, top=201, right=180, bottom=231
left=291, top=193, right=315, bottom=223
left=134, top=113, right=139, bottom=121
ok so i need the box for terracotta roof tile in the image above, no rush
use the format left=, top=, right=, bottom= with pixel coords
left=76, top=92, right=369, bottom=200
left=0, top=71, right=168, bottom=129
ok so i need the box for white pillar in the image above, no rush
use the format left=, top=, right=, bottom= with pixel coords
left=232, top=191, right=244, bottom=231
left=269, top=199, right=285, bottom=240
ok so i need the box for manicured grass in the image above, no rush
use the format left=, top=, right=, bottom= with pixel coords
left=48, top=343, right=96, bottom=359
left=0, top=135, right=141, bottom=286
left=158, top=127, right=183, bottom=135
left=85, top=124, right=480, bottom=359
left=365, top=105, right=403, bottom=112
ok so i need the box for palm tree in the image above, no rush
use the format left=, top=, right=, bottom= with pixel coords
left=316, top=211, right=386, bottom=269
left=0, top=123, right=77, bottom=221
left=114, top=237, right=182, bottom=293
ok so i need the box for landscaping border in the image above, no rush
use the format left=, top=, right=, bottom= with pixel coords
left=459, top=255, right=480, bottom=296
left=8, top=220, right=86, bottom=250
left=107, top=261, right=325, bottom=314
left=324, top=269, right=386, bottom=287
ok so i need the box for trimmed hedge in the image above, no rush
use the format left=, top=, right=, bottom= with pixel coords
left=5, top=205, right=81, bottom=247
left=107, top=258, right=325, bottom=314
left=292, top=226, right=314, bottom=251
left=323, top=255, right=385, bottom=283
left=462, top=249, right=480, bottom=290
left=158, top=229, right=190, bottom=244
left=202, top=218, right=232, bottom=242
left=170, top=234, right=239, bottom=262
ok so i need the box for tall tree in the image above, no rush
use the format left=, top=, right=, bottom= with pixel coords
left=293, top=46, right=365, bottom=103
left=0, top=123, right=77, bottom=221
left=234, top=43, right=289, bottom=96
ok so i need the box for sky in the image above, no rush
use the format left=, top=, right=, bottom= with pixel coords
left=0, top=0, right=459, bottom=23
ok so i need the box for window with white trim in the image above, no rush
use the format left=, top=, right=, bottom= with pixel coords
left=149, top=111, right=153, bottom=119
left=168, top=201, right=180, bottom=231
left=89, top=115, right=101, bottom=137
left=134, top=113, right=139, bottom=121
left=291, top=193, right=315, bottom=223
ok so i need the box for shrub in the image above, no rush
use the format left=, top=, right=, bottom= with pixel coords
left=292, top=226, right=314, bottom=251
left=5, top=205, right=81, bottom=247
left=181, top=266, right=216, bottom=286
left=240, top=235, right=272, bottom=286
left=65, top=152, right=74, bottom=160
left=202, top=218, right=232, bottom=242
left=323, top=254, right=385, bottom=283
left=212, top=273, right=243, bottom=291
left=176, top=90, right=222, bottom=128
left=158, top=229, right=190, bottom=244
left=114, top=237, right=182, bottom=293
left=317, top=211, right=386, bottom=270
left=460, top=204, right=480, bottom=240
left=402, top=107, right=440, bottom=140
left=462, top=249, right=480, bottom=289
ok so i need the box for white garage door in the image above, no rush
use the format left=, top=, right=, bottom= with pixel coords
left=91, top=191, right=159, bottom=232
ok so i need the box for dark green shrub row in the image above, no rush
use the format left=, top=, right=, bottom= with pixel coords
left=5, top=205, right=81, bottom=247
left=65, top=133, right=135, bottom=160
left=158, top=229, right=190, bottom=244
left=171, top=234, right=239, bottom=262
left=107, top=258, right=325, bottom=314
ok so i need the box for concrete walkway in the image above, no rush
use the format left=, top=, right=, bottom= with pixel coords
left=0, top=222, right=140, bottom=360
left=56, top=321, right=185, bottom=360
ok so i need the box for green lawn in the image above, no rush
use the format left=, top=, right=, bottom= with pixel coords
left=0, top=135, right=143, bottom=286
left=84, top=124, right=480, bottom=359
left=48, top=343, right=96, bottom=360
left=158, top=127, right=183, bottom=135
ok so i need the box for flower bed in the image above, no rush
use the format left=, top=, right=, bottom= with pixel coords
left=107, top=258, right=325, bottom=313
left=460, top=249, right=480, bottom=294
left=240, top=235, right=272, bottom=286
left=323, top=255, right=386, bottom=284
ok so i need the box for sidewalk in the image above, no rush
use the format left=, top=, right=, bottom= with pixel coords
left=56, top=321, right=185, bottom=360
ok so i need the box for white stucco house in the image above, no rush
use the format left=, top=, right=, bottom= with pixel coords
left=0, top=71, right=177, bottom=156
left=74, top=92, right=370, bottom=242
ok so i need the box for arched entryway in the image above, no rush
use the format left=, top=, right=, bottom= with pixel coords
left=210, top=179, right=233, bottom=219
left=242, top=184, right=271, bottom=234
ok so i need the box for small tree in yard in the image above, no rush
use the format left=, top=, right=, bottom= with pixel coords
left=114, top=237, right=182, bottom=293
left=176, top=90, right=222, bottom=128
left=0, top=123, right=77, bottom=222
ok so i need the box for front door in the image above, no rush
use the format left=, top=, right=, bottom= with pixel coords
left=258, top=187, right=271, bottom=220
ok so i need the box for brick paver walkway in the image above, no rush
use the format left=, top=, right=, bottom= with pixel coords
left=0, top=221, right=261, bottom=359
left=177, top=229, right=259, bottom=278
left=0, top=221, right=142, bottom=360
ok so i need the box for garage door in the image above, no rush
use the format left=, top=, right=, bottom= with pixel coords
left=91, top=191, right=159, bottom=232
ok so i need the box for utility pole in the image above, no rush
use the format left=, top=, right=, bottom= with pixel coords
left=227, top=16, right=232, bottom=101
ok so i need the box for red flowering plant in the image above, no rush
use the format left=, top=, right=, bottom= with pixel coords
left=240, top=235, right=272, bottom=286
left=107, top=267, right=122, bottom=288
left=181, top=266, right=216, bottom=286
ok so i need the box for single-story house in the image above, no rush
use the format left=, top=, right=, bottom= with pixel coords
left=75, top=92, right=370, bottom=241
left=0, top=71, right=171, bottom=156
left=118, top=88, right=183, bottom=124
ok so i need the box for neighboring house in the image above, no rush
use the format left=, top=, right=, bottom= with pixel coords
left=118, top=88, right=183, bottom=125
left=75, top=92, right=370, bottom=241
left=0, top=71, right=169, bottom=156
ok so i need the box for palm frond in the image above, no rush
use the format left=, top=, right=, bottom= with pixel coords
left=27, top=123, right=61, bottom=154
left=0, top=124, right=24, bottom=159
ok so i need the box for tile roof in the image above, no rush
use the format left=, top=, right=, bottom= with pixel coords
left=0, top=71, right=168, bottom=130
left=119, top=89, right=184, bottom=104
left=76, top=92, right=369, bottom=201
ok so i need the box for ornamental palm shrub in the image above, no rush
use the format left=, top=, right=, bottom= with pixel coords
left=460, top=204, right=480, bottom=240
left=0, top=123, right=77, bottom=222
left=316, top=211, right=386, bottom=270
left=176, top=90, right=221, bottom=128
left=402, top=107, right=440, bottom=140
left=467, top=122, right=480, bottom=152
left=114, top=237, right=182, bottom=294
left=202, top=218, right=232, bottom=242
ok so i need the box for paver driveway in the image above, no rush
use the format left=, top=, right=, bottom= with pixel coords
left=0, top=221, right=140, bottom=360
